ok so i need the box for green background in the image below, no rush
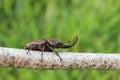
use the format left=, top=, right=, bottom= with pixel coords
left=0, top=0, right=120, bottom=80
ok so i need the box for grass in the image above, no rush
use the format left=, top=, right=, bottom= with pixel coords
left=0, top=0, right=120, bottom=80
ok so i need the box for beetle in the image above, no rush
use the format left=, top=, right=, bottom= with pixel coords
left=24, top=36, right=78, bottom=61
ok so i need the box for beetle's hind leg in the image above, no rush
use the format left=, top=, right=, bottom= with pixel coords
left=25, top=45, right=36, bottom=54
left=27, top=49, right=30, bottom=54
left=26, top=47, right=32, bottom=54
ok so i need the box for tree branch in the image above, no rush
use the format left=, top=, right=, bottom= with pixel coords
left=0, top=47, right=120, bottom=70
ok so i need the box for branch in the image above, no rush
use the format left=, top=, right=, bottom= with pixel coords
left=0, top=47, right=120, bottom=70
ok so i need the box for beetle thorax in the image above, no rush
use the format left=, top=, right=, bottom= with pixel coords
left=47, top=38, right=59, bottom=46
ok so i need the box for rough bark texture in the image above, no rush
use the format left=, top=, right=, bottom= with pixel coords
left=0, top=47, right=120, bottom=70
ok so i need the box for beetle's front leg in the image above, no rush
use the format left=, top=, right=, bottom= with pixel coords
left=49, top=46, right=62, bottom=61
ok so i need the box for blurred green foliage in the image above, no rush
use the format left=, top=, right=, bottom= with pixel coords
left=0, top=0, right=120, bottom=80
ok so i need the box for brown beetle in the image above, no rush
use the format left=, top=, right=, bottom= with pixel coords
left=24, top=36, right=78, bottom=61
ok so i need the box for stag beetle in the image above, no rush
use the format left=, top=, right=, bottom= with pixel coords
left=24, top=36, right=78, bottom=61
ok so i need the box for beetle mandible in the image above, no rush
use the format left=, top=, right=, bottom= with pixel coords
left=24, top=36, right=78, bottom=61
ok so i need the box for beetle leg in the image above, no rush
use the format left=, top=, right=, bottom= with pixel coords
left=26, top=45, right=36, bottom=54
left=26, top=47, right=32, bottom=54
left=46, top=42, right=62, bottom=61
left=40, top=45, right=45, bottom=61
left=49, top=46, right=62, bottom=61
left=27, top=50, right=30, bottom=54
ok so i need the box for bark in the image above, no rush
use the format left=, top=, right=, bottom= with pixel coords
left=0, top=47, right=120, bottom=70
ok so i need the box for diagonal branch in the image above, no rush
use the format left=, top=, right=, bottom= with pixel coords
left=0, top=47, right=120, bottom=70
